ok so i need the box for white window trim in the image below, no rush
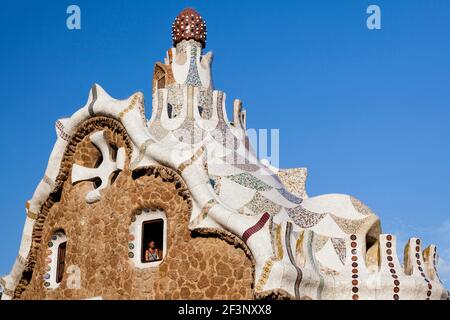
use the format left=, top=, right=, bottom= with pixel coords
left=128, top=209, right=167, bottom=269
left=44, top=232, right=67, bottom=289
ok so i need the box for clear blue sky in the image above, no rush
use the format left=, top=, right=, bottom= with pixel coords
left=0, top=0, right=449, bottom=289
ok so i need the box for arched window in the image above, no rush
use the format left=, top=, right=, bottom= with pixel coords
left=128, top=209, right=167, bottom=268
left=153, top=63, right=166, bottom=90
left=44, top=230, right=67, bottom=289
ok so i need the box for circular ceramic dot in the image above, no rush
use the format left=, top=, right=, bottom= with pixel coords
left=128, top=252, right=134, bottom=258
left=352, top=256, right=358, bottom=261
left=386, top=249, right=392, bottom=255
left=43, top=273, right=50, bottom=280
left=352, top=294, right=359, bottom=300
left=393, top=287, right=400, bottom=293
left=352, top=280, right=358, bottom=286
left=351, top=249, right=357, bottom=255
left=352, top=269, right=358, bottom=274
left=44, top=282, right=50, bottom=287
left=428, top=284, right=432, bottom=290
left=387, top=256, right=393, bottom=262
left=418, top=266, right=423, bottom=272
left=392, top=274, right=399, bottom=279
left=48, top=242, right=53, bottom=248
left=390, top=269, right=396, bottom=274
left=388, top=263, right=394, bottom=268
left=386, top=235, right=392, bottom=241
left=129, top=234, right=135, bottom=241
left=350, top=235, right=357, bottom=241
left=352, top=274, right=359, bottom=279
left=393, top=294, right=399, bottom=300
left=415, top=253, right=420, bottom=259
left=51, top=235, right=57, bottom=241
left=394, top=280, right=400, bottom=286
left=417, top=260, right=421, bottom=265
left=352, top=262, right=358, bottom=268
left=352, top=287, right=359, bottom=293
left=386, top=242, right=392, bottom=248
left=421, top=273, right=426, bottom=278
left=351, top=242, right=357, bottom=248
left=415, top=246, right=420, bottom=252
left=128, top=243, right=134, bottom=250
left=416, top=239, right=420, bottom=245
left=427, top=291, right=432, bottom=297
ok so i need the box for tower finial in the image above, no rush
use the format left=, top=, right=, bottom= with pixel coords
left=171, top=8, right=207, bottom=48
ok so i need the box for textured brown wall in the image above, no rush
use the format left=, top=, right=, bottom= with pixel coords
left=18, top=118, right=254, bottom=300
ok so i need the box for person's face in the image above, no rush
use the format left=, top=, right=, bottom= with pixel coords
left=149, top=241, right=155, bottom=249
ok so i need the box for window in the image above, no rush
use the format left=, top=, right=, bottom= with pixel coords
left=157, top=76, right=166, bottom=90
left=167, top=103, right=174, bottom=119
left=153, top=64, right=166, bottom=90
left=44, top=231, right=67, bottom=289
left=128, top=209, right=167, bottom=268
left=56, top=242, right=67, bottom=283
left=141, top=219, right=164, bottom=263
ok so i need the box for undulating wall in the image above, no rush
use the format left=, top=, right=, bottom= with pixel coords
left=17, top=118, right=254, bottom=300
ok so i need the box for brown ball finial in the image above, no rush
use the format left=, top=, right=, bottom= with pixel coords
left=171, top=8, right=207, bottom=48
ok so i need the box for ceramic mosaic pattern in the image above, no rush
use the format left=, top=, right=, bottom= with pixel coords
left=198, top=88, right=213, bottom=119
left=286, top=206, right=327, bottom=229
left=185, top=45, right=202, bottom=86
left=4, top=10, right=448, bottom=300
left=330, top=238, right=346, bottom=264
left=226, top=173, right=273, bottom=192
left=243, top=192, right=281, bottom=216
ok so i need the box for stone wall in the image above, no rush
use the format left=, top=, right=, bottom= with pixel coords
left=17, top=118, right=254, bottom=300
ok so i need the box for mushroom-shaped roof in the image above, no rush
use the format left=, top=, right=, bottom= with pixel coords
left=171, top=8, right=207, bottom=48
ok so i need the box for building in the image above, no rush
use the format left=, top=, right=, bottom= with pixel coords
left=1, top=8, right=448, bottom=300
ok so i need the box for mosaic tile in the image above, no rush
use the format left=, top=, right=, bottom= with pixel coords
left=276, top=188, right=302, bottom=205
left=208, top=175, right=222, bottom=195
left=232, top=163, right=260, bottom=172
left=330, top=237, right=346, bottom=264
left=227, top=172, right=273, bottom=192
left=185, top=45, right=202, bottom=86
left=286, top=206, right=326, bottom=228
left=198, top=88, right=213, bottom=119
left=312, top=234, right=329, bottom=253
left=173, top=118, right=206, bottom=144
left=244, top=192, right=281, bottom=216
left=350, top=196, right=374, bottom=216
left=167, top=86, right=185, bottom=118
left=210, top=123, right=237, bottom=147
left=330, top=215, right=374, bottom=235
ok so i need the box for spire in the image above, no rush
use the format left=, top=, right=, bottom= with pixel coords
left=171, top=8, right=207, bottom=48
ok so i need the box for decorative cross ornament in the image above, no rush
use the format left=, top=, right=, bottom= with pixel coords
left=71, top=130, right=125, bottom=203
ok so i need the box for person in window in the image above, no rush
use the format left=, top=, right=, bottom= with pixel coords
left=145, top=240, right=161, bottom=262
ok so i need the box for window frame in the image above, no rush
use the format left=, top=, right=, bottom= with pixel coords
left=56, top=241, right=67, bottom=284
left=44, top=231, right=67, bottom=289
left=140, top=219, right=164, bottom=264
left=128, top=209, right=167, bottom=269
